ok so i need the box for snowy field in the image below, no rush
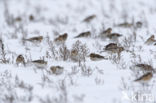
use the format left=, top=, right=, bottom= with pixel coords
left=0, top=0, right=156, bottom=103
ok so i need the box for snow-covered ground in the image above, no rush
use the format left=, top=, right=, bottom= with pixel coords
left=0, top=0, right=156, bottom=103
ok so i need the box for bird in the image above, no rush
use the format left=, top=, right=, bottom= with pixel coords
left=105, top=43, right=118, bottom=51
left=117, top=22, right=133, bottom=28
left=70, top=49, right=79, bottom=62
left=100, top=28, right=112, bottom=39
left=16, top=55, right=25, bottom=66
left=135, top=64, right=155, bottom=72
left=50, top=66, right=64, bottom=75
left=31, top=60, right=47, bottom=68
left=74, top=31, right=91, bottom=38
left=136, top=21, right=142, bottom=28
left=83, top=14, right=96, bottom=23
left=145, top=35, right=156, bottom=45
left=89, top=53, right=107, bottom=61
left=134, top=72, right=153, bottom=83
left=104, top=43, right=124, bottom=54
left=23, top=36, right=43, bottom=44
left=54, top=33, right=68, bottom=44
left=106, top=33, right=122, bottom=41
left=15, top=17, right=22, bottom=22
left=102, top=28, right=112, bottom=35
left=29, top=15, right=34, bottom=21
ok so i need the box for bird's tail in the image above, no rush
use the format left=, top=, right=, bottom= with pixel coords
left=23, top=38, right=31, bottom=41
left=74, top=36, right=79, bottom=38
left=134, top=78, right=141, bottom=82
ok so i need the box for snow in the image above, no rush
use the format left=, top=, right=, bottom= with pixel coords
left=0, top=0, right=156, bottom=103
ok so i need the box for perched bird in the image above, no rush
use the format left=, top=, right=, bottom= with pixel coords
left=54, top=33, right=68, bottom=44
left=89, top=53, right=107, bottom=61
left=117, top=22, right=133, bottom=28
left=31, top=60, right=47, bottom=68
left=50, top=66, right=64, bottom=75
left=70, top=49, right=79, bottom=62
left=29, top=15, right=34, bottom=21
left=106, top=33, right=122, bottom=41
left=16, top=55, right=25, bottom=66
left=15, top=17, right=22, bottom=22
left=104, top=43, right=124, bottom=54
left=145, top=35, right=156, bottom=45
left=135, top=64, right=155, bottom=72
left=105, top=43, right=118, bottom=51
left=134, top=72, right=153, bottom=83
left=74, top=31, right=91, bottom=38
left=102, top=28, right=112, bottom=35
left=100, top=28, right=112, bottom=39
left=83, top=14, right=96, bottom=23
left=23, top=36, right=43, bottom=44
left=136, top=21, right=142, bottom=28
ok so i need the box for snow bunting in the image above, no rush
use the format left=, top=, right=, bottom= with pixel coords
left=15, top=17, right=22, bottom=22
left=107, top=33, right=122, bottom=41
left=24, top=36, right=43, bottom=44
left=102, top=28, right=112, bottom=35
left=29, top=15, right=34, bottom=21
left=135, top=64, right=155, bottom=72
left=83, top=14, right=96, bottom=23
left=89, top=53, right=107, bottom=61
left=54, top=33, right=68, bottom=44
left=105, top=43, right=118, bottom=51
left=100, top=28, right=112, bottom=39
left=70, top=49, right=79, bottom=62
left=117, top=22, right=133, bottom=28
left=50, top=66, right=64, bottom=75
left=134, top=72, right=153, bottom=83
left=145, top=35, right=156, bottom=45
left=74, top=31, right=91, bottom=38
left=136, top=21, right=142, bottom=28
left=16, top=55, right=25, bottom=66
left=105, top=43, right=124, bottom=53
left=31, top=60, right=47, bottom=68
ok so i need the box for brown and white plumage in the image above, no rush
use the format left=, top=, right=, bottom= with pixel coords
left=117, top=22, right=133, bottom=28
left=50, top=66, right=64, bottom=75
left=105, top=43, right=118, bottom=50
left=54, top=33, right=68, bottom=42
left=145, top=35, right=156, bottom=45
left=15, top=17, right=22, bottom=22
left=135, top=64, right=154, bottom=72
left=100, top=28, right=112, bottom=39
left=29, top=15, right=34, bottom=21
left=70, top=49, right=79, bottom=62
left=134, top=72, right=153, bottom=82
left=16, top=55, right=25, bottom=66
left=83, top=15, right=96, bottom=23
left=31, top=60, right=47, bottom=68
left=89, top=53, right=107, bottom=61
left=24, top=36, right=43, bottom=43
left=106, top=33, right=122, bottom=41
left=107, top=33, right=122, bottom=38
left=105, top=43, right=124, bottom=53
left=74, top=31, right=91, bottom=38
left=136, top=21, right=142, bottom=28
left=102, top=28, right=112, bottom=35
